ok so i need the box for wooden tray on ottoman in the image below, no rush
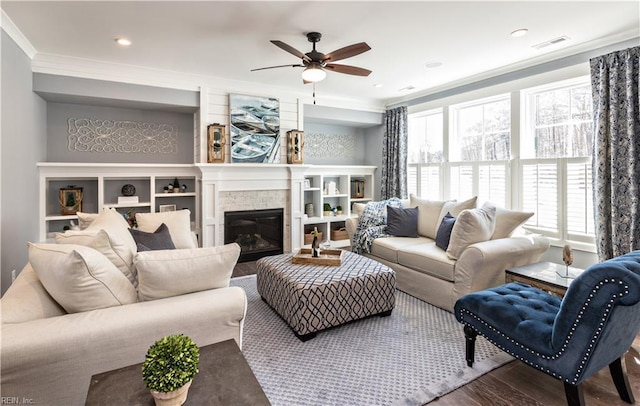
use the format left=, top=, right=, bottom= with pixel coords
left=292, top=248, right=343, bottom=266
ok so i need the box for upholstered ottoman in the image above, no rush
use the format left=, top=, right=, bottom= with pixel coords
left=256, top=251, right=396, bottom=340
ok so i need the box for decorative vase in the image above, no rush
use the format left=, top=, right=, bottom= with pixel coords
left=150, top=380, right=192, bottom=406
left=121, top=184, right=136, bottom=196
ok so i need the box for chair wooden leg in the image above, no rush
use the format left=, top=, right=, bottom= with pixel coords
left=464, top=325, right=477, bottom=367
left=563, top=382, right=585, bottom=406
left=609, top=356, right=635, bottom=403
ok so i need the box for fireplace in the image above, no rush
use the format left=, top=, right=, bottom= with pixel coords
left=224, top=208, right=284, bottom=262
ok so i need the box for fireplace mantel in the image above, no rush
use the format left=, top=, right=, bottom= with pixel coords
left=196, top=164, right=376, bottom=253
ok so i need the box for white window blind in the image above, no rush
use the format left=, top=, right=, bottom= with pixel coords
left=566, top=159, right=594, bottom=240
left=521, top=160, right=559, bottom=235
left=407, top=164, right=441, bottom=199
left=478, top=163, right=507, bottom=208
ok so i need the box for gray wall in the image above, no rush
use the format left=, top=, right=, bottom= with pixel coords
left=47, top=103, right=194, bottom=164
left=1, top=30, right=48, bottom=294
left=364, top=125, right=384, bottom=201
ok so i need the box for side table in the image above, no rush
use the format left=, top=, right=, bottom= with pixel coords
left=86, top=339, right=270, bottom=405
left=505, top=261, right=584, bottom=297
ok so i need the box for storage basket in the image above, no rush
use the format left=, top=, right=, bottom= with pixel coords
left=331, top=227, right=349, bottom=241
left=304, top=231, right=323, bottom=245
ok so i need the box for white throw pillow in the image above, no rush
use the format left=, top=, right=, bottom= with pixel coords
left=135, top=243, right=241, bottom=301
left=446, top=205, right=497, bottom=260
left=76, top=212, right=100, bottom=230
left=410, top=195, right=451, bottom=239
left=28, top=243, right=138, bottom=313
left=486, top=203, right=534, bottom=239
left=135, top=209, right=196, bottom=249
left=438, top=196, right=478, bottom=234
left=56, top=229, right=137, bottom=286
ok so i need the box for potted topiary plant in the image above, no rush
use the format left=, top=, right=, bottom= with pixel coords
left=142, top=334, right=200, bottom=406
left=172, top=178, right=181, bottom=193
left=323, top=203, right=332, bottom=216
left=336, top=205, right=343, bottom=215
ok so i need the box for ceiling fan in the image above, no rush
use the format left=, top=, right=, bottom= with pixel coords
left=251, top=32, right=372, bottom=83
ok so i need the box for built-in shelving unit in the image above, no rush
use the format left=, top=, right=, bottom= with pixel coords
left=38, top=163, right=200, bottom=241
left=301, top=166, right=375, bottom=249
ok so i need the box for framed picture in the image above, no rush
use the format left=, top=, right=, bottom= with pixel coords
left=207, top=124, right=226, bottom=163
left=159, top=204, right=176, bottom=213
left=229, top=94, right=280, bottom=163
left=59, top=186, right=83, bottom=215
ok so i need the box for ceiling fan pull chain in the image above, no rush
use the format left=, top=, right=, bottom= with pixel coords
left=313, top=83, right=316, bottom=105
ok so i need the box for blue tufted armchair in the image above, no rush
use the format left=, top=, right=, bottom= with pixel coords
left=454, top=250, right=640, bottom=406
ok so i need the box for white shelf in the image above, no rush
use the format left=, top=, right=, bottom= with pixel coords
left=104, top=202, right=151, bottom=208
left=304, top=187, right=321, bottom=191
left=323, top=194, right=349, bottom=198
left=155, top=192, right=197, bottom=198
left=45, top=214, right=79, bottom=221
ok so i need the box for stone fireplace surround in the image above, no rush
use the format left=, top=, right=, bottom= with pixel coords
left=197, top=164, right=307, bottom=253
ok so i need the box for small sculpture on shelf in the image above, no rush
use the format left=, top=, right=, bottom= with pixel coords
left=181, top=184, right=188, bottom=193
left=558, top=244, right=573, bottom=278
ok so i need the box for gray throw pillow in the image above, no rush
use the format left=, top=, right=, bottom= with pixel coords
left=435, top=212, right=456, bottom=250
left=129, top=223, right=176, bottom=251
left=386, top=206, right=419, bottom=237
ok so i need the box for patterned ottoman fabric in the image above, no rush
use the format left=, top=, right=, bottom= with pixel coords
left=256, top=251, right=396, bottom=339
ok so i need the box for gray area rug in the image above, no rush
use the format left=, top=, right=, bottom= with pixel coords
left=230, top=275, right=513, bottom=406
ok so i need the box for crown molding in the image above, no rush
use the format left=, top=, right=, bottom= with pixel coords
left=1, top=9, right=36, bottom=59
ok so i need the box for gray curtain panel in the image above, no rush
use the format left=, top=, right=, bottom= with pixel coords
left=591, top=46, right=640, bottom=260
left=381, top=106, right=408, bottom=200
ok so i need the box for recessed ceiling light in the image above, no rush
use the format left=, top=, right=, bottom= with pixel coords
left=373, top=83, right=383, bottom=88
left=115, top=38, right=132, bottom=46
left=510, top=29, right=529, bottom=38
left=398, top=86, right=416, bottom=92
left=424, top=61, right=442, bottom=69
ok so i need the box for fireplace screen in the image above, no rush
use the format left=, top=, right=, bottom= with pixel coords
left=224, top=208, right=284, bottom=262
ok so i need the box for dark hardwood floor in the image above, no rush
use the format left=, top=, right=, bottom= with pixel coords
left=232, top=261, right=640, bottom=405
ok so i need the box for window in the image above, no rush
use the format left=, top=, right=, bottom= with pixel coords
left=449, top=95, right=510, bottom=206
left=451, top=95, right=510, bottom=161
left=408, top=109, right=443, bottom=198
left=522, top=78, right=594, bottom=245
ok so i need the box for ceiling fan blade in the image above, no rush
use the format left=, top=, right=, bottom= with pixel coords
left=322, top=42, right=371, bottom=63
left=251, top=64, right=304, bottom=72
left=325, top=63, right=372, bottom=77
left=271, top=40, right=312, bottom=62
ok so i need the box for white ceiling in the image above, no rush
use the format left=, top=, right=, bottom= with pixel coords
left=2, top=1, right=639, bottom=106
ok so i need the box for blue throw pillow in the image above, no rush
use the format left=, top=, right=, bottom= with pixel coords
left=435, top=212, right=456, bottom=250
left=386, top=206, right=419, bottom=237
left=129, top=223, right=176, bottom=251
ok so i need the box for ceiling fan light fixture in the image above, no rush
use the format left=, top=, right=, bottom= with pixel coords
left=301, top=65, right=326, bottom=82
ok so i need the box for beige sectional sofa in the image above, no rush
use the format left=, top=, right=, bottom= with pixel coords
left=0, top=208, right=247, bottom=405
left=346, top=196, right=549, bottom=312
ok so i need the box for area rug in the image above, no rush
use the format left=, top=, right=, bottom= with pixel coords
left=230, top=275, right=513, bottom=406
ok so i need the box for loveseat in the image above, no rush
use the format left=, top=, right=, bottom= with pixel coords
left=346, top=196, right=549, bottom=312
left=0, top=208, right=247, bottom=405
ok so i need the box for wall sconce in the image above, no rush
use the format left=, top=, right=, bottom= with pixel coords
left=207, top=124, right=226, bottom=163
left=287, top=130, right=304, bottom=164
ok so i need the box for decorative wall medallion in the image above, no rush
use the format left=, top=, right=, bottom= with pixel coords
left=306, top=132, right=356, bottom=159
left=67, top=118, right=178, bottom=154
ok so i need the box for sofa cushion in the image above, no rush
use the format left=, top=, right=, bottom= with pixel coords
left=28, top=243, right=138, bottom=313
left=489, top=204, right=534, bottom=239
left=129, top=223, right=176, bottom=251
left=386, top=206, right=419, bottom=237
left=76, top=212, right=100, bottom=230
left=397, top=241, right=456, bottom=281
left=371, top=237, right=430, bottom=263
left=435, top=213, right=456, bottom=250
left=409, top=195, right=450, bottom=239
left=55, top=228, right=136, bottom=285
left=135, top=209, right=196, bottom=249
left=1, top=264, right=66, bottom=323
left=441, top=196, right=477, bottom=220
left=446, top=205, right=497, bottom=260
left=135, top=243, right=241, bottom=301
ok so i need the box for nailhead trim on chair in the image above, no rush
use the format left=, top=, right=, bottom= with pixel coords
left=459, top=279, right=629, bottom=384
